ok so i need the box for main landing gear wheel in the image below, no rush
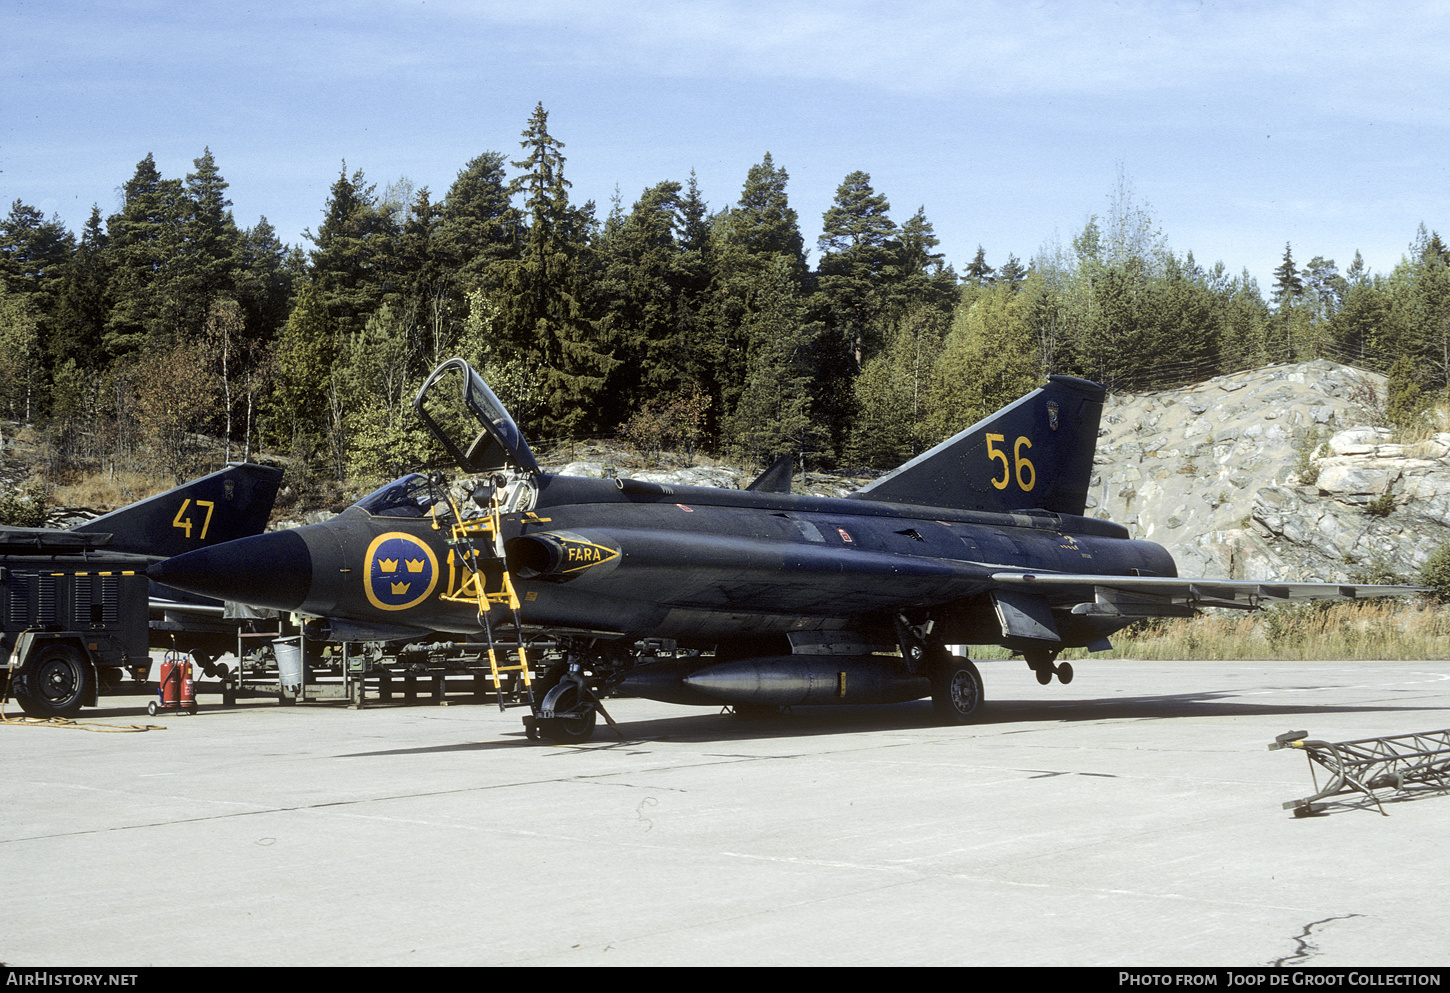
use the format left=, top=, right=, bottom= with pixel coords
left=930, top=657, right=984, bottom=725
left=1026, top=649, right=1072, bottom=685
left=14, top=643, right=91, bottom=718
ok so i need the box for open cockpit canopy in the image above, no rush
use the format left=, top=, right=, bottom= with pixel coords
left=413, top=358, right=540, bottom=475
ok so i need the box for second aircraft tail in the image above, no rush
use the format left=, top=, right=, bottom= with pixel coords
left=71, top=463, right=284, bottom=560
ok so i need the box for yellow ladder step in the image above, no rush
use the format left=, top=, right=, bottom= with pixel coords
left=440, top=498, right=532, bottom=711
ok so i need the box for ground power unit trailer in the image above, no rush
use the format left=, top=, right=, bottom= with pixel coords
left=1, top=527, right=152, bottom=717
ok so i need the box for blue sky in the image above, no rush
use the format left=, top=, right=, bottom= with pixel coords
left=5, top=1, right=1448, bottom=292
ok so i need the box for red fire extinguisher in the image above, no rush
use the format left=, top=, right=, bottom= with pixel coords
left=149, top=652, right=197, bottom=715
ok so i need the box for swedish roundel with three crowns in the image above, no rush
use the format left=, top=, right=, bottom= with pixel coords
left=365, top=532, right=440, bottom=611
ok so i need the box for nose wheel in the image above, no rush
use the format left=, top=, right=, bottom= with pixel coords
left=535, top=680, right=598, bottom=743
left=529, top=661, right=623, bottom=744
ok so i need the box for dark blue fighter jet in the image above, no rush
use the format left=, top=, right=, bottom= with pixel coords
left=150, top=359, right=1424, bottom=742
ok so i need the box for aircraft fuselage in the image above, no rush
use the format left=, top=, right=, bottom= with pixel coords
left=152, top=471, right=1176, bottom=651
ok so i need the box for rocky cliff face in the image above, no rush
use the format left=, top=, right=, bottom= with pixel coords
left=1092, top=359, right=1450, bottom=584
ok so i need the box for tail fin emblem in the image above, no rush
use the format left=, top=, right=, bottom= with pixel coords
left=1047, top=400, right=1060, bottom=431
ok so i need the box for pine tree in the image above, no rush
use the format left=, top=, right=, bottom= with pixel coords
left=0, top=199, right=75, bottom=303
left=491, top=103, right=615, bottom=438
left=51, top=206, right=111, bottom=375
left=815, top=172, right=921, bottom=458
left=816, top=171, right=898, bottom=369
left=1221, top=269, right=1273, bottom=367
left=234, top=217, right=294, bottom=344
left=306, top=164, right=398, bottom=339
left=0, top=199, right=76, bottom=411
left=718, top=153, right=806, bottom=270
left=722, top=257, right=823, bottom=465
left=177, top=148, right=243, bottom=334
left=595, top=180, right=703, bottom=426
left=818, top=171, right=896, bottom=256
left=104, top=154, right=186, bottom=357
left=1271, top=243, right=1305, bottom=360
left=997, top=254, right=1027, bottom=293
left=676, top=171, right=716, bottom=373
left=964, top=246, right=995, bottom=285
left=437, top=151, right=519, bottom=293
left=1272, top=243, right=1304, bottom=307
left=892, top=206, right=958, bottom=319
left=710, top=154, right=810, bottom=434
left=1404, top=227, right=1450, bottom=388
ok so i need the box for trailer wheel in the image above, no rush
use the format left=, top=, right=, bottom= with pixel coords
left=930, top=656, right=983, bottom=725
left=15, top=643, right=92, bottom=718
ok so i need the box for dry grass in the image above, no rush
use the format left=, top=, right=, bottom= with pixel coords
left=49, top=470, right=177, bottom=512
left=974, top=600, right=1450, bottom=662
left=1109, top=601, right=1449, bottom=660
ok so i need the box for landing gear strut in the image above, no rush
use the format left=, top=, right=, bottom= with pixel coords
left=1025, top=649, right=1073, bottom=685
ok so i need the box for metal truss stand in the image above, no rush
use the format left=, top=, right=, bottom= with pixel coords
left=1271, top=728, right=1450, bottom=816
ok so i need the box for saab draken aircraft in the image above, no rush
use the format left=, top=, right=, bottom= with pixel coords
left=150, top=359, right=1425, bottom=742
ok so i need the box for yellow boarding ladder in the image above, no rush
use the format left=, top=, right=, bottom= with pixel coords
left=435, top=487, right=532, bottom=712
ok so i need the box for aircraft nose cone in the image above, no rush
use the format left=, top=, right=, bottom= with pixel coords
left=149, top=530, right=313, bottom=611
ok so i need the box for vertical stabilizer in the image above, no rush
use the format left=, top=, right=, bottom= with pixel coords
left=849, top=376, right=1104, bottom=515
left=72, top=463, right=284, bottom=560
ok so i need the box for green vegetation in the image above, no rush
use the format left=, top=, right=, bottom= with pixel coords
left=4, top=110, right=1450, bottom=491
left=1364, top=485, right=1398, bottom=518
left=1421, top=543, right=1450, bottom=603
left=1293, top=426, right=1328, bottom=486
